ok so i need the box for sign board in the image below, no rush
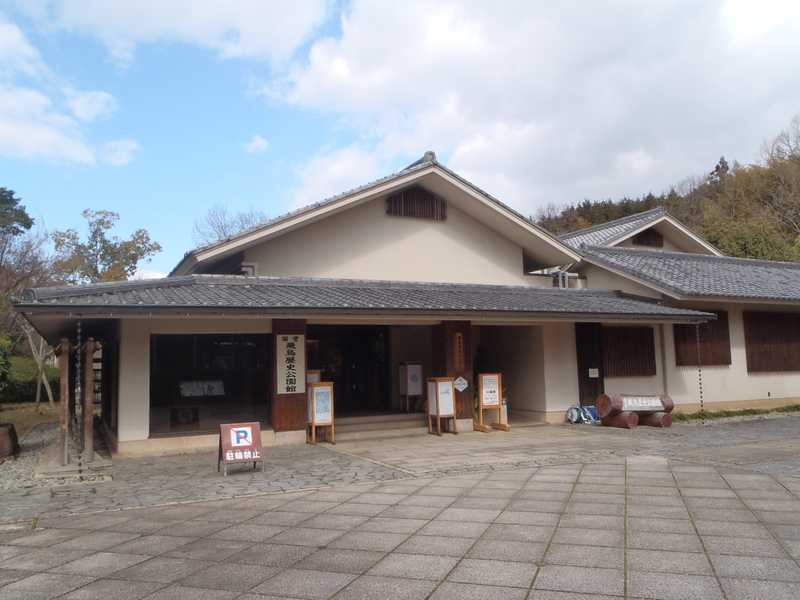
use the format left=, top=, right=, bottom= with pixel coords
left=479, top=373, right=501, bottom=407
left=218, top=422, right=264, bottom=475
left=308, top=382, right=334, bottom=425
left=588, top=368, right=600, bottom=379
left=454, top=376, right=468, bottom=393
left=399, top=363, right=423, bottom=396
left=180, top=380, right=224, bottom=397
left=621, top=395, right=664, bottom=411
left=428, top=378, right=455, bottom=417
left=277, top=334, right=306, bottom=394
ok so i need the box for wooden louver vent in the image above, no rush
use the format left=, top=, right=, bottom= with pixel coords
left=386, top=186, right=447, bottom=221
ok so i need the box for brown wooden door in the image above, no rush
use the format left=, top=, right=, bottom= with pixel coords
left=575, top=323, right=604, bottom=406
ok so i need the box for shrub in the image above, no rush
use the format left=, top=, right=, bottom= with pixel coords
left=0, top=336, right=10, bottom=392
left=0, top=355, right=60, bottom=404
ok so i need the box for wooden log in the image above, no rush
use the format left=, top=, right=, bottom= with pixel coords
left=639, top=412, right=673, bottom=428
left=601, top=411, right=639, bottom=429
left=597, top=394, right=673, bottom=418
left=596, top=394, right=622, bottom=419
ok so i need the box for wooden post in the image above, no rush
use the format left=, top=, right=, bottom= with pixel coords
left=82, top=338, right=98, bottom=462
left=56, top=338, right=70, bottom=466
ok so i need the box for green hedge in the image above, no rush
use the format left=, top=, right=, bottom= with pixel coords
left=0, top=356, right=60, bottom=404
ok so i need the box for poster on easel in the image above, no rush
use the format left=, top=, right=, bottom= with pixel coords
left=477, top=373, right=509, bottom=432
left=307, top=382, right=335, bottom=444
left=427, top=377, right=456, bottom=435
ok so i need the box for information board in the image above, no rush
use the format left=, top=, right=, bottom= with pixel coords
left=218, top=422, right=264, bottom=475
left=399, top=363, right=423, bottom=396
left=309, top=382, right=334, bottom=425
left=621, top=396, right=664, bottom=411
left=428, top=379, right=455, bottom=417
left=480, top=373, right=501, bottom=407
left=277, top=334, right=306, bottom=394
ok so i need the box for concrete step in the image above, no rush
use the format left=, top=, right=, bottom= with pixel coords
left=332, top=413, right=428, bottom=441
left=333, top=426, right=429, bottom=442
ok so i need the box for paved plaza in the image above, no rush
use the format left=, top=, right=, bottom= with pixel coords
left=3, top=416, right=800, bottom=598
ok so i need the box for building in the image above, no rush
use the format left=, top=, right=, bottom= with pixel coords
left=13, top=152, right=800, bottom=455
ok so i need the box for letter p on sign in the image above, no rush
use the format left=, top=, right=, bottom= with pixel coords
left=231, top=427, right=252, bottom=447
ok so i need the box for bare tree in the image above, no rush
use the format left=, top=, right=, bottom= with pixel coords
left=192, top=205, right=268, bottom=245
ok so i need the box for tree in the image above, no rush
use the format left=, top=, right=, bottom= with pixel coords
left=192, top=204, right=267, bottom=245
left=52, top=209, right=162, bottom=284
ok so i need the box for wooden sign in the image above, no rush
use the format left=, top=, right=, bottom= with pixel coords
left=307, top=382, right=335, bottom=444
left=399, top=363, right=423, bottom=412
left=217, top=422, right=264, bottom=476
left=277, top=334, right=306, bottom=394
left=476, top=373, right=509, bottom=432
left=427, top=377, right=457, bottom=435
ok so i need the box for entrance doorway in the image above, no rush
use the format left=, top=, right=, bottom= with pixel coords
left=307, top=325, right=390, bottom=416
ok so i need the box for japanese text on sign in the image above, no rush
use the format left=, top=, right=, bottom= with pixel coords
left=277, top=334, right=306, bottom=394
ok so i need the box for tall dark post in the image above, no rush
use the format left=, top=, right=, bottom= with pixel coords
left=83, top=338, right=99, bottom=461
left=57, top=338, right=70, bottom=466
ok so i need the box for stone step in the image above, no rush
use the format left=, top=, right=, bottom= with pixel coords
left=333, top=425, right=429, bottom=442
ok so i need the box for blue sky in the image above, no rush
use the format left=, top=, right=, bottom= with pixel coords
left=2, top=1, right=800, bottom=276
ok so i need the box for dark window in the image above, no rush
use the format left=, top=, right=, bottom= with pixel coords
left=602, top=326, right=656, bottom=377
left=632, top=228, right=663, bottom=247
left=386, top=186, right=447, bottom=221
left=674, top=311, right=731, bottom=366
left=150, top=334, right=269, bottom=435
left=743, top=312, right=800, bottom=372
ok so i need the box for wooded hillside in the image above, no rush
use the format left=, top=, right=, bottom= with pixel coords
left=536, top=116, right=800, bottom=262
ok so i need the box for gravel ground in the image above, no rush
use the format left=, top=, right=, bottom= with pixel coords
left=0, top=422, right=57, bottom=492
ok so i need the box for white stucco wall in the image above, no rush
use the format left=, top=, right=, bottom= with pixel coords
left=580, top=265, right=662, bottom=298
left=117, top=318, right=272, bottom=442
left=245, top=197, right=548, bottom=286
left=663, top=305, right=800, bottom=407
left=541, top=322, right=581, bottom=413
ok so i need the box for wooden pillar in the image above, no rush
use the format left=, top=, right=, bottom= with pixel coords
left=272, top=319, right=307, bottom=432
left=433, top=321, right=472, bottom=419
left=82, top=338, right=99, bottom=461
left=56, top=338, right=70, bottom=466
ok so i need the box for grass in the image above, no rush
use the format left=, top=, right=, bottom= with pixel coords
left=0, top=402, right=59, bottom=438
left=672, top=404, right=800, bottom=422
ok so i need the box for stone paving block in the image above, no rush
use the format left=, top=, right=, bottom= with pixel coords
left=710, top=554, right=800, bottom=581
left=357, top=517, right=427, bottom=534
left=565, top=501, right=624, bottom=516
left=0, top=567, right=28, bottom=586
left=417, top=520, right=489, bottom=538
left=467, top=540, right=546, bottom=563
left=0, top=544, right=32, bottom=561
left=415, top=487, right=464, bottom=497
left=0, top=548, right=91, bottom=571
left=58, top=578, right=162, bottom=600
left=689, top=508, right=757, bottom=522
left=198, top=509, right=263, bottom=523
left=720, top=577, right=800, bottom=600
left=627, top=504, right=690, bottom=519
left=253, top=511, right=315, bottom=527
left=533, top=565, right=623, bottom=596
left=107, top=535, right=193, bottom=556
left=396, top=534, right=474, bottom=557
left=156, top=520, right=229, bottom=538
left=378, top=505, right=442, bottom=520
left=527, top=588, right=621, bottom=599
left=436, top=508, right=502, bottom=523
left=683, top=497, right=747, bottom=510
left=399, top=495, right=456, bottom=508
left=428, top=581, right=528, bottom=600
left=102, top=519, right=171, bottom=534
left=251, top=568, right=355, bottom=599
left=627, top=549, right=712, bottom=575
left=331, top=574, right=437, bottom=600
left=5, top=529, right=81, bottom=547
left=507, top=500, right=566, bottom=514
left=269, top=527, right=347, bottom=547
left=294, top=548, right=385, bottom=574
left=757, top=510, right=800, bottom=525
left=626, top=517, right=695, bottom=534
left=277, top=500, right=341, bottom=514
left=628, top=531, right=703, bottom=552
left=328, top=531, right=409, bottom=552
left=226, top=542, right=316, bottom=567
left=769, top=524, right=800, bottom=540
left=628, top=494, right=686, bottom=507
left=495, top=511, right=561, bottom=526
left=0, top=572, right=94, bottom=600
left=51, top=551, right=150, bottom=576
left=352, top=493, right=407, bottom=505
left=178, top=561, right=278, bottom=591
left=326, top=503, right=388, bottom=517
left=163, top=538, right=250, bottom=561
left=544, top=544, right=623, bottom=569
left=627, top=571, right=724, bottom=600
left=694, top=520, right=771, bottom=538
left=448, top=558, right=536, bottom=588
left=628, top=485, right=680, bottom=497
left=300, top=514, right=369, bottom=531
left=140, top=585, right=238, bottom=599
left=53, top=531, right=141, bottom=551
left=452, top=497, right=510, bottom=510
left=551, top=527, right=624, bottom=548
left=569, top=493, right=624, bottom=505
left=367, top=552, right=457, bottom=580
left=113, top=556, right=211, bottom=584
left=209, top=523, right=285, bottom=542
left=702, top=535, right=788, bottom=557
left=466, top=488, right=517, bottom=499
left=558, top=515, right=624, bottom=530
left=483, top=524, right=553, bottom=543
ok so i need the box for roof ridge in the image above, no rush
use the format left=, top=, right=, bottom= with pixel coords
left=560, top=206, right=666, bottom=240
left=585, top=245, right=800, bottom=269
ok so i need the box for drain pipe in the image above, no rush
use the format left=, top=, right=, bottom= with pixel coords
left=695, top=324, right=705, bottom=424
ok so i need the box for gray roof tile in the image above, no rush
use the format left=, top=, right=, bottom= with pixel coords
left=16, top=275, right=710, bottom=321
left=560, top=207, right=666, bottom=249
left=582, top=246, right=800, bottom=301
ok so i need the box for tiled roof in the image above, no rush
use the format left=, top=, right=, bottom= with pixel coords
left=16, top=275, right=711, bottom=321
left=560, top=207, right=666, bottom=249
left=582, top=246, right=800, bottom=301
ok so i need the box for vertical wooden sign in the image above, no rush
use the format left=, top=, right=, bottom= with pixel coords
left=307, top=382, right=335, bottom=444
left=277, top=334, right=306, bottom=394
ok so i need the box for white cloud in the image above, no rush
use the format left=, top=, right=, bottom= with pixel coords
left=101, top=138, right=140, bottom=166
left=21, top=0, right=330, bottom=67
left=66, top=89, right=116, bottom=121
left=244, top=134, right=268, bottom=154
left=0, top=16, right=45, bottom=76
left=291, top=145, right=382, bottom=208
left=132, top=268, right=166, bottom=280
left=278, top=0, right=800, bottom=213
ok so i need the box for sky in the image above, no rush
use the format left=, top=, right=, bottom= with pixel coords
left=1, top=1, right=800, bottom=277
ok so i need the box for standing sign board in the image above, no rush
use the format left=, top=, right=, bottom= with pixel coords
left=277, top=334, right=306, bottom=395
left=218, top=422, right=264, bottom=476
left=307, top=382, right=335, bottom=444
left=398, top=363, right=423, bottom=412
left=479, top=373, right=509, bottom=432
left=427, top=377, right=457, bottom=436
